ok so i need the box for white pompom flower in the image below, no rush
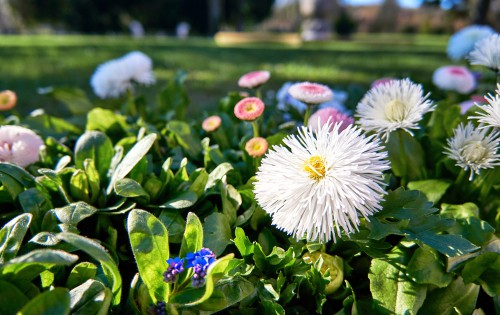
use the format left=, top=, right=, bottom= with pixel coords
left=469, top=33, right=500, bottom=73
left=469, top=84, right=500, bottom=129
left=356, top=78, right=435, bottom=140
left=447, top=25, right=495, bottom=61
left=253, top=121, right=390, bottom=243
left=432, top=66, right=476, bottom=94
left=0, top=125, right=44, bottom=168
left=90, top=51, right=155, bottom=99
left=445, top=122, right=500, bottom=180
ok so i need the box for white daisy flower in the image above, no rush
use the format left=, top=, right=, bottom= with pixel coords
left=356, top=78, right=435, bottom=140
left=432, top=65, right=476, bottom=94
left=469, top=33, right=500, bottom=73
left=253, top=122, right=390, bottom=243
left=447, top=25, right=495, bottom=61
left=0, top=125, right=44, bottom=168
left=445, top=122, right=500, bottom=180
left=90, top=51, right=155, bottom=99
left=469, top=84, right=500, bottom=128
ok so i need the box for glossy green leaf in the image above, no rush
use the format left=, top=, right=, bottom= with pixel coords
left=69, top=279, right=108, bottom=315
left=220, top=176, right=241, bottom=226
left=440, top=203, right=479, bottom=219
left=18, top=188, right=53, bottom=234
left=0, top=163, right=36, bottom=199
left=205, top=162, right=233, bottom=191
left=407, top=179, right=451, bottom=204
left=161, top=191, right=197, bottom=209
left=406, top=231, right=479, bottom=257
left=198, top=277, right=255, bottom=312
left=203, top=212, right=232, bottom=256
left=0, top=213, right=32, bottom=263
left=67, top=262, right=98, bottom=289
left=406, top=247, right=452, bottom=288
left=386, top=130, right=426, bottom=181
left=106, top=133, right=157, bottom=194
left=38, top=86, right=93, bottom=115
left=86, top=108, right=128, bottom=139
left=69, top=170, right=90, bottom=203
left=233, top=227, right=254, bottom=257
left=166, top=120, right=202, bottom=158
left=17, top=287, right=70, bottom=315
left=57, top=232, right=122, bottom=306
left=54, top=202, right=98, bottom=226
left=74, top=131, right=114, bottom=180
left=0, top=279, right=29, bottom=315
left=114, top=178, right=149, bottom=200
left=127, top=209, right=170, bottom=303
left=158, top=210, right=185, bottom=243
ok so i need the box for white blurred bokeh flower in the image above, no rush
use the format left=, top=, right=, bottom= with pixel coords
left=0, top=125, right=44, bottom=168
left=432, top=66, right=476, bottom=94
left=253, top=122, right=390, bottom=243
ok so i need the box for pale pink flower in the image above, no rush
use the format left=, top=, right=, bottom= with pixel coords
left=432, top=66, right=476, bottom=94
left=0, top=125, right=44, bottom=167
left=288, top=82, right=333, bottom=105
left=371, top=78, right=396, bottom=88
left=234, top=97, right=265, bottom=121
left=460, top=95, right=487, bottom=114
left=307, top=108, right=354, bottom=132
left=238, top=71, right=271, bottom=89
left=0, top=90, right=17, bottom=111
left=202, top=115, right=222, bottom=132
left=245, top=137, right=269, bottom=157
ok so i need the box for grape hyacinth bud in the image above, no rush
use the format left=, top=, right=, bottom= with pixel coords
left=163, top=257, right=184, bottom=283
left=148, top=301, right=167, bottom=315
left=186, top=248, right=216, bottom=288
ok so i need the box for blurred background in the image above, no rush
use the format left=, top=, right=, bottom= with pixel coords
left=0, top=0, right=499, bottom=115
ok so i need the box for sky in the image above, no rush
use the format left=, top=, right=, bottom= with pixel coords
left=274, top=0, right=423, bottom=9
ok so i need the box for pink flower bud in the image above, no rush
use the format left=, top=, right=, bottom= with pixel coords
left=202, top=115, right=222, bottom=132
left=234, top=97, right=265, bottom=121
left=0, top=90, right=17, bottom=111
left=245, top=137, right=269, bottom=157
left=288, top=82, right=333, bottom=105
left=238, top=71, right=271, bottom=89
left=432, top=66, right=476, bottom=94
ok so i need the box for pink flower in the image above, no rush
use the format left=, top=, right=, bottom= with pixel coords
left=371, top=78, right=396, bottom=88
left=432, top=66, right=476, bottom=94
left=307, top=108, right=354, bottom=132
left=288, top=82, right=333, bottom=105
left=202, top=115, right=222, bottom=132
left=238, top=71, right=271, bottom=89
left=0, top=90, right=17, bottom=111
left=245, top=137, right=268, bottom=157
left=0, top=125, right=44, bottom=167
left=234, top=97, right=265, bottom=121
left=459, top=95, right=487, bottom=114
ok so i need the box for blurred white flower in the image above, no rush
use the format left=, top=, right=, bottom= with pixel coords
left=469, top=84, right=500, bottom=128
left=356, top=78, right=435, bottom=140
left=90, top=51, right=155, bottom=99
left=469, top=33, right=500, bottom=73
left=277, top=82, right=348, bottom=114
left=254, top=122, right=390, bottom=243
left=0, top=125, right=44, bottom=168
left=432, top=66, right=476, bottom=94
left=447, top=25, right=495, bottom=61
left=445, top=122, right=500, bottom=180
left=288, top=82, right=333, bottom=105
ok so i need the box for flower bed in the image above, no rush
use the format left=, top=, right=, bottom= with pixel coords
left=0, top=27, right=499, bottom=314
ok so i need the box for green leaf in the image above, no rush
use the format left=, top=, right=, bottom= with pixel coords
left=406, top=232, right=479, bottom=257
left=66, top=262, right=98, bottom=289
left=17, top=287, right=70, bottom=315
left=0, top=213, right=32, bottom=263
left=377, top=188, right=437, bottom=220
left=69, top=279, right=108, bottom=315
left=166, top=121, right=202, bottom=158
left=161, top=191, right=197, bottom=209
left=205, top=163, right=233, bottom=191
left=197, top=277, right=254, bottom=312
left=386, top=130, right=426, bottom=181
left=220, top=176, right=241, bottom=226
left=233, top=227, right=254, bottom=257
left=407, top=179, right=451, bottom=204
left=38, top=86, right=93, bottom=115
left=74, top=131, right=114, bottom=179
left=69, top=170, right=91, bottom=203
left=368, top=246, right=426, bottom=315
left=406, top=247, right=453, bottom=288
left=86, top=108, right=128, bottom=139
left=0, top=249, right=78, bottom=282
left=158, top=210, right=185, bottom=243
left=0, top=279, right=29, bottom=315
left=418, top=277, right=479, bottom=315
left=0, top=163, right=37, bottom=199
left=106, top=133, right=157, bottom=194
left=18, top=188, right=53, bottom=234
left=158, top=70, right=189, bottom=120
left=54, top=202, right=98, bottom=226
left=29, top=232, right=60, bottom=246
left=203, top=212, right=232, bottom=256
left=440, top=203, right=479, bottom=219
left=114, top=178, right=150, bottom=200
left=57, top=233, right=122, bottom=306
left=180, top=212, right=203, bottom=258
left=462, top=251, right=500, bottom=284
left=23, top=113, right=81, bottom=139
left=127, top=209, right=170, bottom=303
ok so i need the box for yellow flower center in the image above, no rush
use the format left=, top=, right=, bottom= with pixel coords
left=462, top=141, right=487, bottom=162
left=244, top=102, right=257, bottom=113
left=304, top=155, right=327, bottom=180
left=385, top=99, right=407, bottom=122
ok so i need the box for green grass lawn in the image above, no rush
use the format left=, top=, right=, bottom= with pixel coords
left=0, top=34, right=451, bottom=116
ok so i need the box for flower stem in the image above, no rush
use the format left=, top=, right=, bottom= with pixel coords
left=256, top=88, right=262, bottom=100
left=304, top=106, right=312, bottom=126
left=251, top=120, right=259, bottom=138
left=126, top=89, right=137, bottom=116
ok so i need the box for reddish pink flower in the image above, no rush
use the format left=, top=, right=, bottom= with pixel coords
left=238, top=71, right=271, bottom=89
left=202, top=115, right=222, bottom=132
left=288, top=82, right=333, bottom=105
left=0, top=90, right=17, bottom=111
left=234, top=97, right=265, bottom=121
left=432, top=66, right=476, bottom=94
left=308, top=108, right=354, bottom=133
left=459, top=95, right=487, bottom=114
left=371, top=78, right=396, bottom=88
left=245, top=137, right=269, bottom=157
